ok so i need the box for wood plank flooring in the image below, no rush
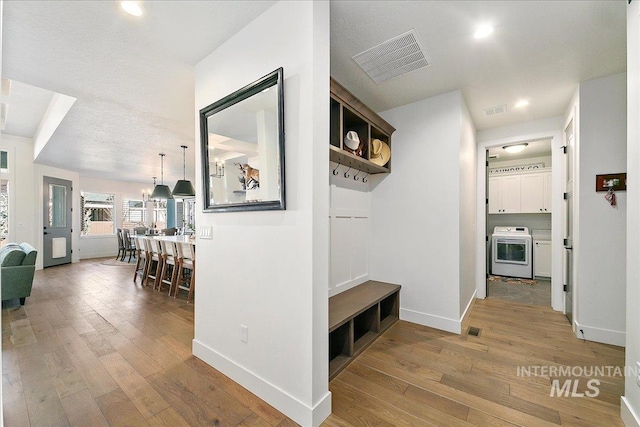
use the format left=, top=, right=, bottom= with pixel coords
left=3, top=259, right=626, bottom=426
left=2, top=258, right=293, bottom=427
left=327, top=298, right=626, bottom=426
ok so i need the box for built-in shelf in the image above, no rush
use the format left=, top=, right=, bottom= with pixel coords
left=328, top=281, right=401, bottom=380
left=330, top=78, right=395, bottom=175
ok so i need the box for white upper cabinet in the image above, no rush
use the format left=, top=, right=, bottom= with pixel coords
left=489, top=169, right=551, bottom=214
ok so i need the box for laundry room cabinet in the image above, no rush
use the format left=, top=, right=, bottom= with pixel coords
left=489, top=169, right=551, bottom=214
left=534, top=240, right=552, bottom=277
left=488, top=175, right=521, bottom=213
left=520, top=171, right=552, bottom=213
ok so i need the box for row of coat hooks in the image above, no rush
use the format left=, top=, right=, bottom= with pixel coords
left=332, top=161, right=369, bottom=183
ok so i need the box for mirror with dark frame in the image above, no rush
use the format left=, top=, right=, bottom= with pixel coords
left=199, top=68, right=285, bottom=212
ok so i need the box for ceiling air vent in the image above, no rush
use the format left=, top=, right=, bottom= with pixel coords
left=352, top=29, right=432, bottom=83
left=484, top=105, right=507, bottom=117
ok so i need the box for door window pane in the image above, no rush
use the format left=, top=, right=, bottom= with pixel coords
left=0, top=180, right=8, bottom=238
left=49, top=184, right=67, bottom=228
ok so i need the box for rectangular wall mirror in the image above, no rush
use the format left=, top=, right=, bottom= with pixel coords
left=199, top=68, right=285, bottom=212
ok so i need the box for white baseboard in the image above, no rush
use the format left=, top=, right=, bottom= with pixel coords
left=80, top=252, right=117, bottom=260
left=622, top=396, right=640, bottom=427
left=574, top=321, right=625, bottom=347
left=400, top=308, right=462, bottom=334
left=192, top=339, right=332, bottom=427
left=460, top=292, right=477, bottom=328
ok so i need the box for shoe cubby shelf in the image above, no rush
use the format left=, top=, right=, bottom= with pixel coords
left=329, top=281, right=401, bottom=380
left=330, top=78, right=395, bottom=175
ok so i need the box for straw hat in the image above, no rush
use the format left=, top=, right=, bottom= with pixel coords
left=370, top=138, right=390, bottom=166
left=344, top=131, right=360, bottom=150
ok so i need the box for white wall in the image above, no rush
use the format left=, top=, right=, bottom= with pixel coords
left=371, top=90, right=464, bottom=333
left=78, top=175, right=151, bottom=259
left=459, top=101, right=477, bottom=315
left=193, top=2, right=330, bottom=426
left=623, top=2, right=640, bottom=425
left=575, top=72, right=627, bottom=346
left=0, top=134, right=36, bottom=247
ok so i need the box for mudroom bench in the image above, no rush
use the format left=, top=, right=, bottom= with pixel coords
left=329, top=280, right=401, bottom=380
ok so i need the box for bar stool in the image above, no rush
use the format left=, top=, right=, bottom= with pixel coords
left=175, top=241, right=195, bottom=303
left=132, top=236, right=148, bottom=283
left=158, top=240, right=179, bottom=294
left=145, top=238, right=163, bottom=289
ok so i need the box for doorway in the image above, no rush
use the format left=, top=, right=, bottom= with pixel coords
left=485, top=138, right=553, bottom=306
left=563, top=119, right=575, bottom=323
left=43, top=176, right=72, bottom=267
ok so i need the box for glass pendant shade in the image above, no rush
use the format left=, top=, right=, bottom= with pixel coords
left=172, top=145, right=196, bottom=198
left=151, top=153, right=173, bottom=199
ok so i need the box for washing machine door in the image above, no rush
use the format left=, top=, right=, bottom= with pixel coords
left=494, top=238, right=529, bottom=265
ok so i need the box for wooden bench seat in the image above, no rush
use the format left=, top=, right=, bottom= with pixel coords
left=329, top=280, right=401, bottom=380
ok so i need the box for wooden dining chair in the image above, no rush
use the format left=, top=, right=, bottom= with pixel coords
left=121, top=229, right=136, bottom=262
left=133, top=236, right=148, bottom=283
left=158, top=240, right=179, bottom=294
left=116, top=229, right=124, bottom=260
left=145, top=238, right=163, bottom=289
left=175, top=241, right=195, bottom=303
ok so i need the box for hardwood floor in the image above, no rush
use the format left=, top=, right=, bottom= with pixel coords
left=327, top=298, right=626, bottom=426
left=3, top=259, right=626, bottom=426
left=2, top=258, right=294, bottom=427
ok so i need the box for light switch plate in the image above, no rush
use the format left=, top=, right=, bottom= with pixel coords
left=200, top=226, right=213, bottom=239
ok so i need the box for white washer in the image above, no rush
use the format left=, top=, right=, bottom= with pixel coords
left=492, top=226, right=532, bottom=279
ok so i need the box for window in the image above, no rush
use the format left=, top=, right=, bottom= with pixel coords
left=122, top=199, right=146, bottom=230
left=0, top=151, right=7, bottom=174
left=176, top=199, right=196, bottom=230
left=81, top=192, right=115, bottom=236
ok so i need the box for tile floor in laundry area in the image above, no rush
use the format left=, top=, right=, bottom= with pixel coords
left=487, top=277, right=552, bottom=306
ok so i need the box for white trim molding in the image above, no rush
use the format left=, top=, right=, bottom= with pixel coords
left=622, top=396, right=640, bottom=427
left=574, top=320, right=625, bottom=347
left=193, top=340, right=332, bottom=427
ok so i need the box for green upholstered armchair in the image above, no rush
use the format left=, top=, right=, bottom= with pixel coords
left=1, top=243, right=37, bottom=305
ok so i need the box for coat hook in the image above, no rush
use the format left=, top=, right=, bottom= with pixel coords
left=362, top=173, right=369, bottom=183
left=354, top=169, right=360, bottom=181
left=344, top=164, right=352, bottom=179
left=332, top=162, right=340, bottom=176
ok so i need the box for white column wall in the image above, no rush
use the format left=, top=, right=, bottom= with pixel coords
left=623, top=2, right=640, bottom=425
left=192, top=2, right=330, bottom=426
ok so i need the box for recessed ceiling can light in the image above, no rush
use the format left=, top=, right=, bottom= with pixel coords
left=474, top=24, right=494, bottom=39
left=121, top=1, right=143, bottom=17
left=515, top=99, right=530, bottom=108
left=503, top=143, right=528, bottom=154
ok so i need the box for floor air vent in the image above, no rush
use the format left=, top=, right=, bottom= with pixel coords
left=352, top=29, right=431, bottom=83
left=467, top=326, right=481, bottom=337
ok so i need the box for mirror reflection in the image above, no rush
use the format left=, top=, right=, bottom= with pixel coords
left=200, top=68, right=285, bottom=212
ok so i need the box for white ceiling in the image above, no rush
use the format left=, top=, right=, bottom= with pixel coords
left=0, top=80, right=53, bottom=138
left=2, top=0, right=276, bottom=184
left=0, top=1, right=627, bottom=184
left=330, top=1, right=626, bottom=130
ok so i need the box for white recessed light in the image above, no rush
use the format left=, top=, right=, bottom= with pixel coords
left=515, top=99, right=530, bottom=108
left=503, top=143, right=528, bottom=154
left=474, top=24, right=494, bottom=39
left=121, top=1, right=143, bottom=17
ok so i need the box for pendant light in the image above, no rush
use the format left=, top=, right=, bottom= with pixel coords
left=150, top=153, right=173, bottom=199
left=172, top=145, right=196, bottom=198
